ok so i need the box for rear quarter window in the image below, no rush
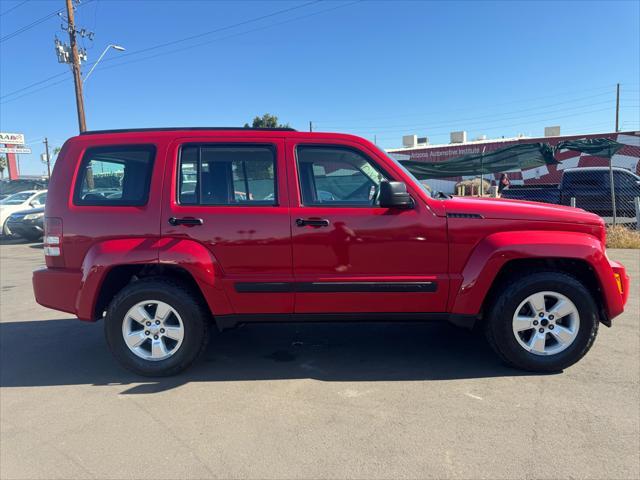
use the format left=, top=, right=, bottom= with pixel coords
left=73, top=145, right=156, bottom=206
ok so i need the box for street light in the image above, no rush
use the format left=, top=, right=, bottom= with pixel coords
left=83, top=44, right=126, bottom=83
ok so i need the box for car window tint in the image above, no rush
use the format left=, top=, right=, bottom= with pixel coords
left=178, top=145, right=276, bottom=206
left=566, top=171, right=607, bottom=187
left=74, top=145, right=156, bottom=206
left=32, top=192, right=47, bottom=205
left=296, top=146, right=386, bottom=206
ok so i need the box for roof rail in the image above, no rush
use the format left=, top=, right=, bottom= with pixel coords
left=79, top=127, right=297, bottom=135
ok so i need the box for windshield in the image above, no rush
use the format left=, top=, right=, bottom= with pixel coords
left=373, top=146, right=433, bottom=197
left=0, top=192, right=32, bottom=205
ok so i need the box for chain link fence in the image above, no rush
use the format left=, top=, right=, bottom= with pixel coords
left=492, top=163, right=640, bottom=230
left=563, top=165, right=640, bottom=230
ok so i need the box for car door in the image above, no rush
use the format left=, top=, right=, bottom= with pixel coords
left=286, top=137, right=449, bottom=315
left=162, top=136, right=293, bottom=315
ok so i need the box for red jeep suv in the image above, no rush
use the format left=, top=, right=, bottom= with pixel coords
left=33, top=128, right=629, bottom=376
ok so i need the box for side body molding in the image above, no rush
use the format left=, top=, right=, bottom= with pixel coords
left=449, top=230, right=622, bottom=319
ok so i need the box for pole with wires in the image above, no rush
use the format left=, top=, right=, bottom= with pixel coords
left=43, top=137, right=51, bottom=180
left=65, top=0, right=87, bottom=132
left=609, top=83, right=619, bottom=226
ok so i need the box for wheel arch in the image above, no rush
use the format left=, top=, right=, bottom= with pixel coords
left=75, top=237, right=233, bottom=321
left=449, top=230, right=615, bottom=325
left=480, top=257, right=607, bottom=326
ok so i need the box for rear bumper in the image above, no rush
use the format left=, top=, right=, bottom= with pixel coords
left=32, top=267, right=82, bottom=317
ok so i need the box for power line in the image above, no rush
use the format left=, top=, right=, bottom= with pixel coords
left=369, top=106, right=616, bottom=141
left=0, top=71, right=68, bottom=100
left=0, top=78, right=68, bottom=105
left=0, top=0, right=93, bottom=43
left=92, top=0, right=361, bottom=74
left=0, top=5, right=63, bottom=43
left=326, top=99, right=616, bottom=135
left=102, top=0, right=322, bottom=63
left=313, top=84, right=620, bottom=123
left=0, top=1, right=90, bottom=44
left=0, top=0, right=29, bottom=17
left=0, top=0, right=327, bottom=100
left=319, top=92, right=615, bottom=130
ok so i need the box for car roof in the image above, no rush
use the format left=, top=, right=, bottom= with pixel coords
left=67, top=128, right=374, bottom=151
left=79, top=127, right=296, bottom=135
left=564, top=167, right=634, bottom=172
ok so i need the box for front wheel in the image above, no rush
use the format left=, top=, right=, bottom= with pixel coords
left=104, top=277, right=210, bottom=376
left=485, top=271, right=599, bottom=372
left=2, top=219, right=11, bottom=237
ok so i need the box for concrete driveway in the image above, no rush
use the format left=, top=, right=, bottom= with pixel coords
left=1, top=239, right=638, bottom=479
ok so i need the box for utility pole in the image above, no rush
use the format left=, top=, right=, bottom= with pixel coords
left=43, top=138, right=51, bottom=180
left=615, top=83, right=620, bottom=133
left=65, top=0, right=87, bottom=132
left=609, top=83, right=620, bottom=226
left=309, top=121, right=313, bottom=132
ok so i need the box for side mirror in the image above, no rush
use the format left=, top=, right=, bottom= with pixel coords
left=29, top=201, right=37, bottom=207
left=379, top=181, right=414, bottom=209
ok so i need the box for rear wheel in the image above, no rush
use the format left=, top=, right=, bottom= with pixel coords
left=104, top=277, right=210, bottom=376
left=485, top=271, right=599, bottom=372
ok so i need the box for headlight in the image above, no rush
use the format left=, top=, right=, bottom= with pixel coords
left=23, top=212, right=44, bottom=221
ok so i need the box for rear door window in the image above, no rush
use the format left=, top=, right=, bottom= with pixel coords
left=74, top=145, right=156, bottom=206
left=178, top=144, right=276, bottom=205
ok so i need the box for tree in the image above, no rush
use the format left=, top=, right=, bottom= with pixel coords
left=244, top=113, right=289, bottom=129
left=0, top=154, right=6, bottom=179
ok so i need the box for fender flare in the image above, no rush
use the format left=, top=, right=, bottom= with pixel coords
left=75, top=237, right=232, bottom=320
left=449, top=230, right=619, bottom=317
left=156, top=237, right=233, bottom=316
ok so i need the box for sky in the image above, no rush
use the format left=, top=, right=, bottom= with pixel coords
left=1, top=0, right=639, bottom=176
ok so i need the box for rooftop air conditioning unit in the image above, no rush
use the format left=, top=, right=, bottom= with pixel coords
left=450, top=131, right=467, bottom=144
left=417, top=136, right=429, bottom=145
left=544, top=126, right=561, bottom=137
left=402, top=135, right=418, bottom=148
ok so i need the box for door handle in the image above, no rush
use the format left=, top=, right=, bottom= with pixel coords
left=296, top=218, right=330, bottom=227
left=168, top=217, right=204, bottom=226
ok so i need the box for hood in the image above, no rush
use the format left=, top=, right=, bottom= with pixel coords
left=443, top=196, right=603, bottom=225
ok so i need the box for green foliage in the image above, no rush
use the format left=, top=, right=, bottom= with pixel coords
left=0, top=154, right=6, bottom=177
left=244, top=113, right=289, bottom=129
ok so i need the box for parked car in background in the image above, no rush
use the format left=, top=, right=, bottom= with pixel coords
left=501, top=167, right=640, bottom=216
left=0, top=190, right=47, bottom=236
left=0, top=179, right=47, bottom=200
left=33, top=128, right=629, bottom=377
left=6, top=206, right=45, bottom=241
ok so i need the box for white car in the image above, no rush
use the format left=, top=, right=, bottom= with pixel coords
left=0, top=190, right=48, bottom=236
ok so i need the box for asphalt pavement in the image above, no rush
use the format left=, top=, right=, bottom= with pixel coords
left=1, top=238, right=638, bottom=479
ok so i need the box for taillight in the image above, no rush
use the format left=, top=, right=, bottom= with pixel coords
left=44, top=217, right=63, bottom=265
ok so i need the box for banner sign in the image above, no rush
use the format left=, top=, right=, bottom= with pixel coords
left=0, top=132, right=26, bottom=145
left=0, top=146, right=32, bottom=154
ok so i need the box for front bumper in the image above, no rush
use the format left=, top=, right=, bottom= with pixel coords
left=599, top=257, right=630, bottom=326
left=7, top=219, right=43, bottom=239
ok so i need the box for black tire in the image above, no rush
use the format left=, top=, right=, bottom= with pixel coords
left=23, top=233, right=43, bottom=242
left=104, top=277, right=211, bottom=376
left=485, top=271, right=599, bottom=372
